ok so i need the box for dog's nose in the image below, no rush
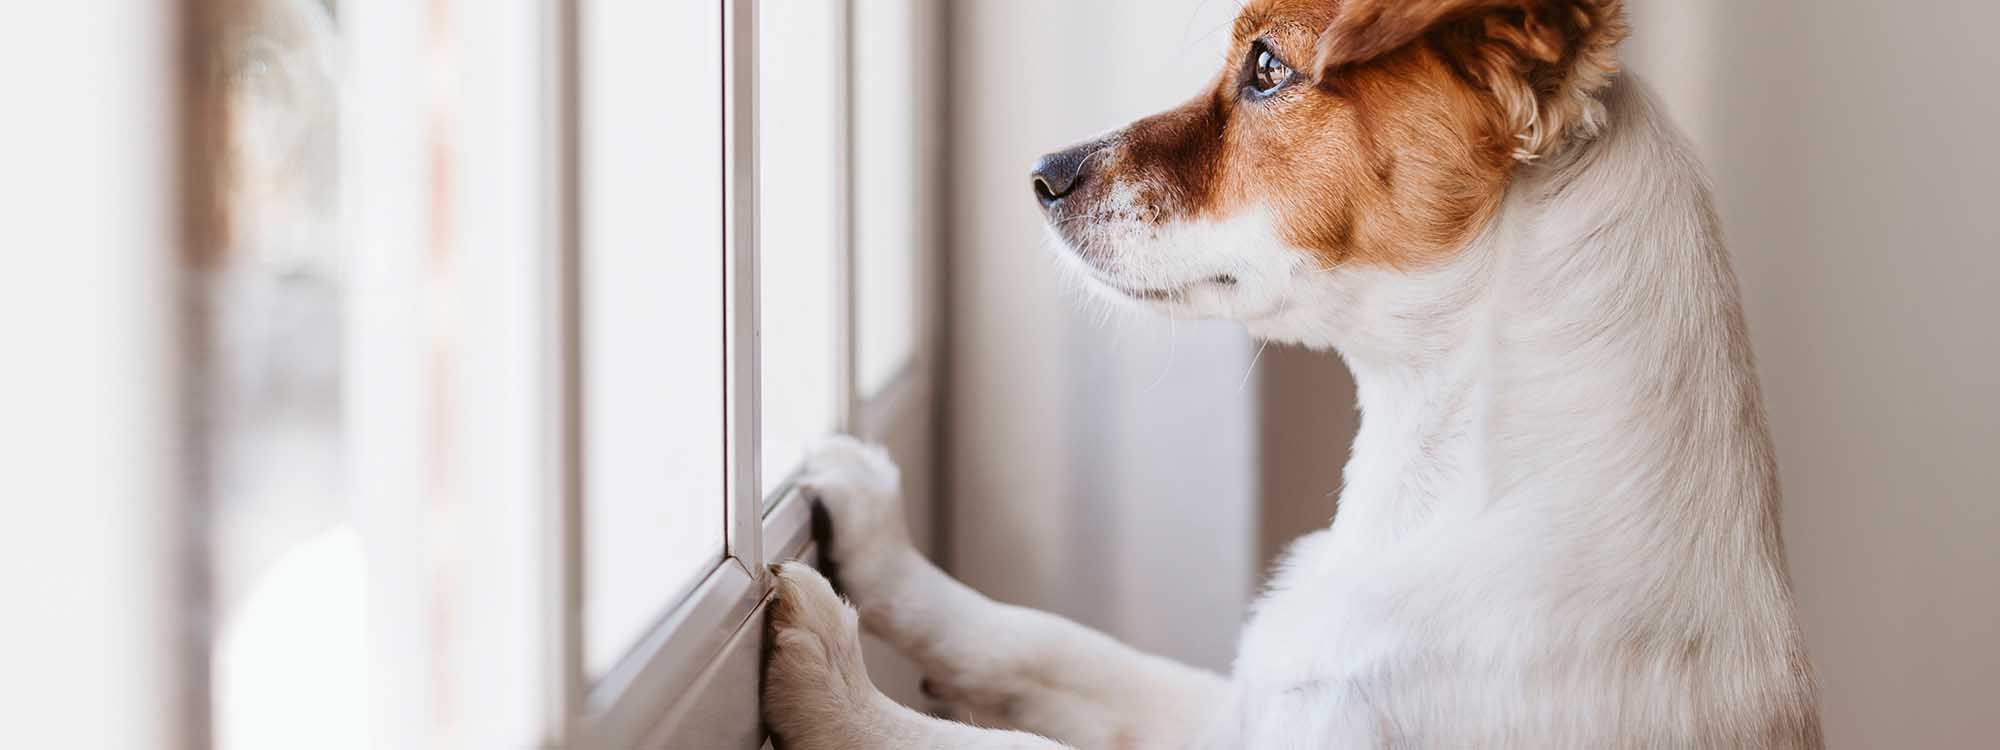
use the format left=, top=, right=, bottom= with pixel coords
left=1031, top=142, right=1104, bottom=209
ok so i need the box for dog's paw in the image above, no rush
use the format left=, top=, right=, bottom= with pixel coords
left=798, top=436, right=912, bottom=576
left=763, top=562, right=884, bottom=747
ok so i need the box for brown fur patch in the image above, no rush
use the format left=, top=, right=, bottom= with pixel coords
left=1316, top=0, right=1629, bottom=159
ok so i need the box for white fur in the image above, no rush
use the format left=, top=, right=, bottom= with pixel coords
left=764, top=77, right=1821, bottom=748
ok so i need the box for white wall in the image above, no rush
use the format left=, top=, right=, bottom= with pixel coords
left=944, top=0, right=1258, bottom=671
left=1, top=2, right=188, bottom=748
left=1630, top=2, right=2000, bottom=745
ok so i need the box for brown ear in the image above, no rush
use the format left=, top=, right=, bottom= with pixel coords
left=1315, top=0, right=1628, bottom=161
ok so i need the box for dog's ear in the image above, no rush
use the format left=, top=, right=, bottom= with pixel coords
left=1314, top=0, right=1627, bottom=161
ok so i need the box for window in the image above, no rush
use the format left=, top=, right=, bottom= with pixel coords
left=758, top=0, right=843, bottom=495
left=573, top=1, right=937, bottom=744
left=203, top=1, right=359, bottom=746
left=852, top=0, right=924, bottom=397
left=579, top=0, right=728, bottom=682
left=203, top=2, right=552, bottom=749
left=45, top=0, right=934, bottom=748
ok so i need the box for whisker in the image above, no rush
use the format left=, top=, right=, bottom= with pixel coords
left=1238, top=339, right=1270, bottom=394
left=1143, top=314, right=1179, bottom=395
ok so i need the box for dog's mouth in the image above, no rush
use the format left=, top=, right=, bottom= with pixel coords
left=1102, top=273, right=1239, bottom=301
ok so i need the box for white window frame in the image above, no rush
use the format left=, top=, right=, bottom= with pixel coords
left=546, top=0, right=938, bottom=747
left=551, top=0, right=769, bottom=741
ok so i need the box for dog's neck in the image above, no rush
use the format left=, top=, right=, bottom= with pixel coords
left=1310, top=79, right=1786, bottom=570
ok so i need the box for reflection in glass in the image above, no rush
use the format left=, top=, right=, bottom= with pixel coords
left=203, top=1, right=361, bottom=749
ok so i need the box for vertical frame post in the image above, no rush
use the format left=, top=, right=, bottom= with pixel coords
left=723, top=0, right=765, bottom=574
left=177, top=0, right=220, bottom=747
left=543, top=0, right=586, bottom=743
left=832, top=0, right=860, bottom=433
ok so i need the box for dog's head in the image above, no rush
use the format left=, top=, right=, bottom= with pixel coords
left=1035, top=0, right=1626, bottom=345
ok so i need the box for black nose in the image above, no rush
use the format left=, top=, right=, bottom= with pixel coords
left=1031, top=141, right=1104, bottom=209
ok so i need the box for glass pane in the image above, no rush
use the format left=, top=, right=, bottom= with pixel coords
left=580, top=0, right=726, bottom=678
left=759, top=3, right=840, bottom=494
left=202, top=2, right=566, bottom=747
left=203, top=2, right=362, bottom=748
left=853, top=0, right=921, bottom=396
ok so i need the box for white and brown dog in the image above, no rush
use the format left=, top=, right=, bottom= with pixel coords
left=763, top=1, right=1822, bottom=747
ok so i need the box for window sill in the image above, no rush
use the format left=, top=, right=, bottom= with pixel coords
left=581, top=481, right=818, bottom=748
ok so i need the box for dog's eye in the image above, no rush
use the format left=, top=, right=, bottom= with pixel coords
left=1246, top=41, right=1293, bottom=97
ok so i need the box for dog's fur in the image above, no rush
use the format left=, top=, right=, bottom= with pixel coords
left=764, top=1, right=1822, bottom=747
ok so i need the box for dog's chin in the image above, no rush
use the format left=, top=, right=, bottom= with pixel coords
left=1044, top=231, right=1196, bottom=310
left=1041, top=214, right=1309, bottom=325
left=1057, top=252, right=1262, bottom=324
left=1087, top=271, right=1244, bottom=314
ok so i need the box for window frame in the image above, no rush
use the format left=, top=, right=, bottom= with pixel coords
left=554, top=0, right=766, bottom=740
left=548, top=0, right=937, bottom=747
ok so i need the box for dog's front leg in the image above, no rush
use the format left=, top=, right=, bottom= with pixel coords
left=765, top=562, right=1074, bottom=750
left=793, top=438, right=1233, bottom=750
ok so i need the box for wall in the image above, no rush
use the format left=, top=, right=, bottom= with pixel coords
left=3, top=2, right=190, bottom=748
left=942, top=0, right=1260, bottom=671
left=1628, top=2, right=2000, bottom=745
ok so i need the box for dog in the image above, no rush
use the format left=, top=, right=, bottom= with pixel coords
left=763, top=1, right=1823, bottom=747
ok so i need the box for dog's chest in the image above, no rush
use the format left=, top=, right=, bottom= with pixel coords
left=1228, top=527, right=1512, bottom=746
left=1232, top=584, right=1402, bottom=744
left=1230, top=532, right=1406, bottom=737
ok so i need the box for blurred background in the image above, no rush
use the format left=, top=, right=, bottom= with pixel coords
left=4, top=1, right=1994, bottom=749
